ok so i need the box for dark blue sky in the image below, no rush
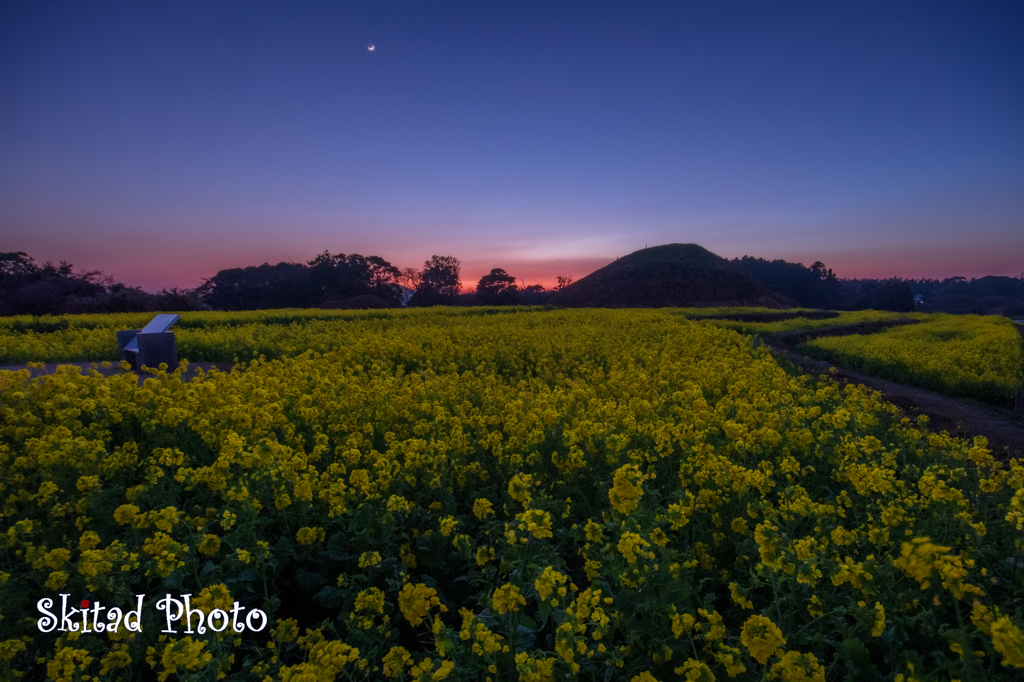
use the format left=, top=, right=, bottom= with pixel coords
left=2, top=1, right=1021, bottom=290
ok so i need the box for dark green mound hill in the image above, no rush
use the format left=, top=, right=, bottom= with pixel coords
left=548, top=244, right=790, bottom=308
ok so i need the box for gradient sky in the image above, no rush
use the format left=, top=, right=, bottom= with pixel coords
left=1, top=1, right=1022, bottom=292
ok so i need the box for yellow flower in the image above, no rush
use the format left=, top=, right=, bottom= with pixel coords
left=871, top=603, right=885, bottom=637
left=273, top=618, right=300, bottom=644
left=432, top=660, right=455, bottom=680
left=79, top=530, right=101, bottom=551
left=699, top=608, right=726, bottom=642
left=515, top=652, right=556, bottom=682
left=387, top=495, right=413, bottom=513
left=197, top=534, right=221, bottom=556
left=650, top=527, right=669, bottom=547
left=741, top=615, right=786, bottom=665
left=152, top=506, right=181, bottom=533
left=991, top=616, right=1024, bottom=668
left=193, top=584, right=233, bottom=614
left=830, top=527, right=856, bottom=546
left=382, top=646, right=412, bottom=678
left=617, top=531, right=653, bottom=564
left=398, top=583, right=446, bottom=627
left=729, top=582, right=753, bottom=609
left=142, top=533, right=188, bottom=577
left=0, top=640, right=27, bottom=663
left=400, top=543, right=417, bottom=569
left=156, top=637, right=212, bottom=682
left=46, top=647, right=93, bottom=682
left=296, top=526, right=325, bottom=545
left=355, top=588, right=386, bottom=614
left=492, top=583, right=526, bottom=614
left=46, top=570, right=69, bottom=590
left=98, top=644, right=132, bottom=675
left=894, top=537, right=983, bottom=598
left=674, top=659, right=714, bottom=681
left=76, top=475, right=100, bottom=493
left=473, top=498, right=495, bottom=519
left=358, top=551, right=382, bottom=568
left=113, top=504, right=140, bottom=525
left=352, top=588, right=386, bottom=629
left=894, top=537, right=949, bottom=588
left=508, top=473, right=535, bottom=506
left=768, top=651, right=825, bottom=682
left=671, top=612, right=695, bottom=639
left=38, top=548, right=71, bottom=570
left=476, top=546, right=494, bottom=566
left=534, top=566, right=568, bottom=602
left=516, top=509, right=553, bottom=539
left=608, top=464, right=646, bottom=515
left=439, top=516, right=458, bottom=537
left=715, top=644, right=747, bottom=677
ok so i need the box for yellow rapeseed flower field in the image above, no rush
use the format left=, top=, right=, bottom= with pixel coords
left=0, top=308, right=1022, bottom=681
left=801, top=314, right=1024, bottom=402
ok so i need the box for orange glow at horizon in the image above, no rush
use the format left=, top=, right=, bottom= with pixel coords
left=456, top=257, right=614, bottom=293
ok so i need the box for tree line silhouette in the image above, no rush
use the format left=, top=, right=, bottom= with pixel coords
left=2, top=249, right=1020, bottom=316
left=730, top=256, right=920, bottom=312
left=0, top=250, right=564, bottom=315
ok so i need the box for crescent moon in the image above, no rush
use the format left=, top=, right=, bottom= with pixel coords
left=368, top=44, right=375, bottom=51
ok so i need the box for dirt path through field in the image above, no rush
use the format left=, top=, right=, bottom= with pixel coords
left=762, top=321, right=1024, bottom=458
left=764, top=319, right=922, bottom=345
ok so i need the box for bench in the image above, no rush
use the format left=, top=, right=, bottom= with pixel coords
left=117, top=314, right=180, bottom=371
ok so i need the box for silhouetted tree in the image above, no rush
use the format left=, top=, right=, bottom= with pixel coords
left=410, top=255, right=461, bottom=307
left=0, top=251, right=37, bottom=277
left=875, top=279, right=915, bottom=312
left=846, top=281, right=876, bottom=310
left=0, top=252, right=109, bottom=315
left=153, top=288, right=208, bottom=311
left=307, top=252, right=402, bottom=306
left=884, top=275, right=1024, bottom=304
left=199, top=251, right=402, bottom=310
left=554, top=275, right=574, bottom=291
left=200, top=262, right=315, bottom=310
left=519, top=284, right=550, bottom=305
left=397, top=267, right=422, bottom=291
left=732, top=256, right=843, bottom=308
left=476, top=268, right=520, bottom=305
